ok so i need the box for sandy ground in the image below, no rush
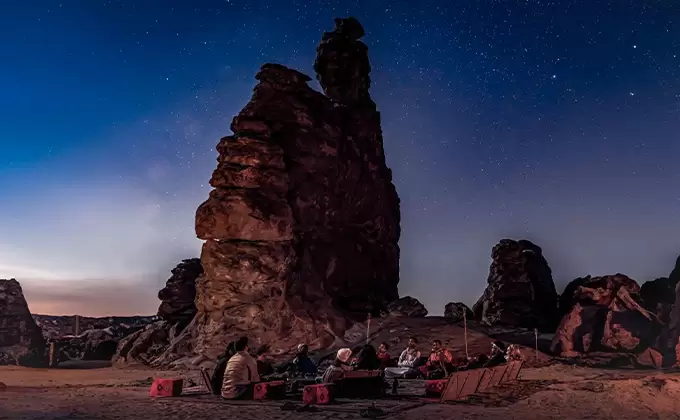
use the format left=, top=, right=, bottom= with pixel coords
left=3, top=364, right=680, bottom=420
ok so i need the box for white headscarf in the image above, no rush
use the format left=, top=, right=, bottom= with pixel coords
left=336, top=348, right=352, bottom=363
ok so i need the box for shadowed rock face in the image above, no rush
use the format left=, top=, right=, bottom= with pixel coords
left=157, top=258, right=203, bottom=326
left=191, top=17, right=401, bottom=359
left=0, top=279, right=45, bottom=366
left=472, top=239, right=559, bottom=331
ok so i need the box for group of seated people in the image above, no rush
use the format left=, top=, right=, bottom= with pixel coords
left=213, top=335, right=522, bottom=400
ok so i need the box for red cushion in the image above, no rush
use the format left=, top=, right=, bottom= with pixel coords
left=149, top=378, right=183, bottom=397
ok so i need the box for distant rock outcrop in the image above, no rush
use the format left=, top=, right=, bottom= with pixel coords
left=113, top=259, right=202, bottom=366
left=472, top=239, right=559, bottom=331
left=0, top=279, right=45, bottom=366
left=182, top=17, right=400, bottom=362
left=551, top=274, right=661, bottom=357
left=444, top=302, right=474, bottom=323
left=386, top=297, right=427, bottom=318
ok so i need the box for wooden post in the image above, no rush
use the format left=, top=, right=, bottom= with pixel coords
left=463, top=310, right=469, bottom=359
left=366, top=313, right=371, bottom=345
left=74, top=314, right=80, bottom=336
left=49, top=342, right=56, bottom=368
left=534, top=328, right=539, bottom=361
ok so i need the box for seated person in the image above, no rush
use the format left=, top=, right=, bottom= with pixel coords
left=321, top=348, right=353, bottom=383
left=419, top=340, right=454, bottom=378
left=255, top=344, right=274, bottom=377
left=292, top=344, right=317, bottom=376
left=505, top=344, right=523, bottom=362
left=376, top=342, right=393, bottom=369
left=484, top=341, right=508, bottom=367
left=352, top=344, right=380, bottom=370
left=221, top=337, right=260, bottom=400
left=384, top=337, right=421, bottom=379
left=210, top=340, right=237, bottom=395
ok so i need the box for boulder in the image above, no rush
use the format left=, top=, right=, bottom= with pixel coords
left=444, top=302, right=474, bottom=322
left=472, top=239, right=559, bottom=331
left=386, top=297, right=428, bottom=317
left=113, top=321, right=179, bottom=366
left=178, top=17, right=400, bottom=361
left=635, top=347, right=663, bottom=369
left=0, top=279, right=45, bottom=366
left=551, top=274, right=661, bottom=356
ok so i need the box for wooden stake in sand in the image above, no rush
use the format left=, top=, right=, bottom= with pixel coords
left=534, top=328, right=539, bottom=360
left=463, top=310, right=469, bottom=359
left=366, top=313, right=372, bottom=345
left=49, top=342, right=56, bottom=368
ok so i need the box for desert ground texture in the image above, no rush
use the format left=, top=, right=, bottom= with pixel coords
left=3, top=364, right=680, bottom=420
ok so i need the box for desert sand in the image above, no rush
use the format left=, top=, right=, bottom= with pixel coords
left=3, top=364, right=680, bottom=420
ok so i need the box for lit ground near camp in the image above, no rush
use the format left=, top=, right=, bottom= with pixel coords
left=3, top=364, right=680, bottom=420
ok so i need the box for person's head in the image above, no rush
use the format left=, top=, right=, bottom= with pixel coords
left=378, top=342, right=389, bottom=353
left=234, top=336, right=249, bottom=352
left=336, top=348, right=352, bottom=364
left=407, top=337, right=418, bottom=349
left=432, top=339, right=442, bottom=351
left=297, top=344, right=308, bottom=356
left=256, top=344, right=270, bottom=358
left=360, top=344, right=376, bottom=357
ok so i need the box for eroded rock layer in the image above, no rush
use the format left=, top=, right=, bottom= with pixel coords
left=191, top=17, right=400, bottom=359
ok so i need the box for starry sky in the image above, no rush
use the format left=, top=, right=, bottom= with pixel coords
left=1, top=1, right=679, bottom=316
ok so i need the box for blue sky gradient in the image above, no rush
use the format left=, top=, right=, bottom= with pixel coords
left=1, top=0, right=679, bottom=315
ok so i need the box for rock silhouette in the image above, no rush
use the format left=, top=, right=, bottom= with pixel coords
left=444, top=302, right=474, bottom=322
left=157, top=258, right=202, bottom=326
left=186, top=17, right=401, bottom=361
left=472, top=239, right=559, bottom=331
left=0, top=279, right=45, bottom=366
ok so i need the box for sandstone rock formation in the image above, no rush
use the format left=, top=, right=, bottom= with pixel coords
left=551, top=274, right=661, bottom=357
left=0, top=279, right=45, bottom=366
left=157, top=258, right=202, bottom=326
left=113, top=259, right=202, bottom=366
left=188, top=17, right=401, bottom=360
left=444, top=302, right=474, bottom=323
left=386, top=297, right=427, bottom=318
left=472, top=239, right=559, bottom=331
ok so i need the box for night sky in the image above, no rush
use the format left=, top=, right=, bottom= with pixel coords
left=1, top=1, right=679, bottom=316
